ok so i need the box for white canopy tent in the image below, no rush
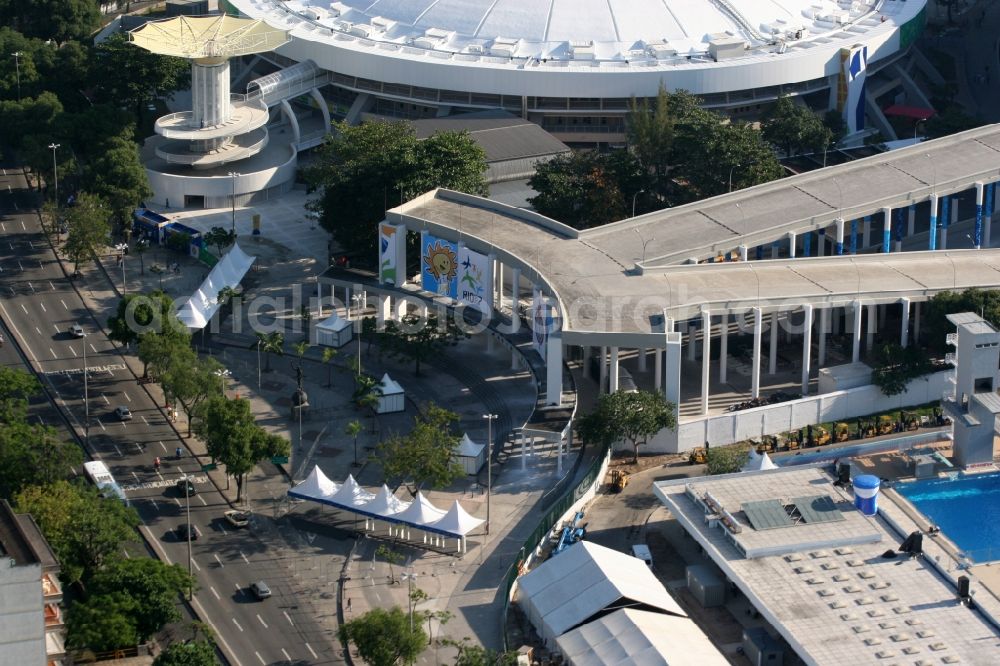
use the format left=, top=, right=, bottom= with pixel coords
left=517, top=541, right=686, bottom=644
left=428, top=501, right=484, bottom=537
left=742, top=451, right=779, bottom=472
left=175, top=243, right=256, bottom=331
left=377, top=373, right=405, bottom=414
left=326, top=474, right=375, bottom=511
left=555, top=608, right=728, bottom=666
left=287, top=465, right=339, bottom=502
left=315, top=312, right=352, bottom=348
left=454, top=433, right=486, bottom=475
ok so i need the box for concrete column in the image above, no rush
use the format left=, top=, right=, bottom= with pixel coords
left=985, top=183, right=994, bottom=248
left=664, top=335, right=682, bottom=408
left=719, top=313, right=729, bottom=384
left=818, top=307, right=829, bottom=366
left=609, top=346, right=620, bottom=393
left=345, top=286, right=351, bottom=316
left=599, top=345, right=608, bottom=392
left=654, top=348, right=663, bottom=389
left=817, top=229, right=826, bottom=257
left=768, top=312, right=779, bottom=375
left=701, top=310, right=711, bottom=415
left=941, top=196, right=950, bottom=249
left=801, top=305, right=813, bottom=395
left=803, top=232, right=812, bottom=257
left=863, top=216, right=871, bottom=248
left=788, top=232, right=796, bottom=258
left=751, top=307, right=763, bottom=399
left=914, top=301, right=921, bottom=343
left=852, top=300, right=862, bottom=363
left=900, top=297, right=911, bottom=348
left=738, top=244, right=749, bottom=261
left=545, top=330, right=563, bottom=406
left=496, top=261, right=504, bottom=307
left=882, top=206, right=892, bottom=253
left=637, top=348, right=647, bottom=372
left=316, top=282, right=324, bottom=319
left=687, top=322, right=697, bottom=361
left=866, top=303, right=876, bottom=351
left=975, top=182, right=984, bottom=249
left=929, top=193, right=939, bottom=250
left=908, top=204, right=916, bottom=236
left=850, top=219, right=858, bottom=254
left=835, top=218, right=845, bottom=255
left=771, top=241, right=780, bottom=259
left=894, top=208, right=903, bottom=253
left=395, top=296, right=407, bottom=319
left=510, top=267, right=520, bottom=313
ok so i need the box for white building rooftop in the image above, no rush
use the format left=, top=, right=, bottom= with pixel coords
left=653, top=466, right=1000, bottom=666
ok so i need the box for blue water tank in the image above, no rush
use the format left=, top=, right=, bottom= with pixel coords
left=853, top=475, right=881, bottom=516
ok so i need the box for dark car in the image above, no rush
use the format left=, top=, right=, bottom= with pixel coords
left=176, top=523, right=200, bottom=540
left=176, top=477, right=197, bottom=496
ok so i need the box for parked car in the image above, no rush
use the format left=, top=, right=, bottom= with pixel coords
left=224, top=510, right=250, bottom=528
left=250, top=581, right=272, bottom=600
left=176, top=523, right=200, bottom=540
left=69, top=324, right=85, bottom=338
left=114, top=406, right=132, bottom=421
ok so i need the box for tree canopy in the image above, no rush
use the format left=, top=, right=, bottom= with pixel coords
left=64, top=191, right=111, bottom=273
left=380, top=312, right=468, bottom=376
left=0, top=0, right=101, bottom=43
left=152, top=640, right=218, bottom=666
left=705, top=443, right=751, bottom=475
left=108, top=290, right=180, bottom=347
left=922, top=288, right=1000, bottom=354
left=338, top=606, right=426, bottom=666
left=761, top=95, right=833, bottom=157
left=871, top=343, right=936, bottom=396
left=303, top=120, right=488, bottom=259
left=527, top=150, right=644, bottom=228
left=577, top=390, right=676, bottom=461
left=377, top=403, right=464, bottom=493
left=91, top=32, right=190, bottom=119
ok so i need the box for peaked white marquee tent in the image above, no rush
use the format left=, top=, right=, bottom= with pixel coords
left=454, top=433, right=486, bottom=475
left=377, top=373, right=405, bottom=414
left=315, top=312, right=352, bottom=347
left=176, top=243, right=256, bottom=331
left=742, top=450, right=779, bottom=472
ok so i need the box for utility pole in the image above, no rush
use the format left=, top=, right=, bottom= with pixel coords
left=482, top=413, right=497, bottom=534
left=83, top=338, right=89, bottom=448
left=228, top=171, right=240, bottom=234
left=48, top=143, right=60, bottom=205
left=11, top=52, right=22, bottom=101
left=185, top=479, right=193, bottom=600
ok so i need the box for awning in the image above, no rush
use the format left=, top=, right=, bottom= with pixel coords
left=882, top=105, right=936, bottom=120
left=175, top=243, right=255, bottom=331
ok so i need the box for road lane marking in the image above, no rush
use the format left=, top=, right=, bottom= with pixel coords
left=159, top=441, right=167, bottom=453
left=240, top=551, right=249, bottom=565
left=34, top=326, right=41, bottom=335
left=48, top=347, right=56, bottom=359
left=20, top=219, right=24, bottom=230
left=280, top=648, right=291, bottom=661
left=141, top=415, right=148, bottom=425
left=69, top=347, right=77, bottom=357
left=191, top=558, right=200, bottom=572
left=38, top=302, right=45, bottom=312
left=232, top=618, right=244, bottom=632
left=89, top=343, right=97, bottom=354
left=256, top=614, right=268, bottom=629
left=132, top=471, right=140, bottom=484
left=173, top=498, right=181, bottom=507
left=210, top=586, right=220, bottom=600
left=0, top=302, right=36, bottom=362
left=283, top=611, right=294, bottom=626
left=60, top=299, right=67, bottom=309
left=305, top=643, right=318, bottom=660
left=124, top=391, right=132, bottom=402
left=155, top=471, right=163, bottom=482
left=17, top=260, right=22, bottom=271
left=214, top=554, right=224, bottom=568
left=20, top=304, right=27, bottom=314
left=254, top=652, right=264, bottom=665
left=101, top=394, right=110, bottom=404
left=28, top=240, right=33, bottom=249
left=197, top=495, right=207, bottom=506
left=52, top=324, right=60, bottom=333
left=98, top=420, right=106, bottom=431
left=28, top=282, right=34, bottom=293
left=49, top=281, right=54, bottom=291
left=114, top=445, right=122, bottom=458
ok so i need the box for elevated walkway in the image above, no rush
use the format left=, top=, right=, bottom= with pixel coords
left=247, top=59, right=329, bottom=108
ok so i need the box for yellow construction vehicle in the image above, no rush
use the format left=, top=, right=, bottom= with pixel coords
left=900, top=411, right=920, bottom=431
left=834, top=423, right=851, bottom=443
left=877, top=415, right=895, bottom=436
left=758, top=435, right=778, bottom=453
left=688, top=447, right=707, bottom=465
left=785, top=432, right=801, bottom=450
left=812, top=426, right=832, bottom=447
left=610, top=469, right=629, bottom=492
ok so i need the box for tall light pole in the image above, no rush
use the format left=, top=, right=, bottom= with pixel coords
left=482, top=413, right=497, bottom=534
left=11, top=52, right=22, bottom=102
left=228, top=171, right=240, bottom=234
left=256, top=338, right=262, bottom=388
left=82, top=337, right=89, bottom=449
left=352, top=294, right=363, bottom=373
left=631, top=189, right=645, bottom=218
left=48, top=143, right=60, bottom=206
left=633, top=228, right=654, bottom=264
left=115, top=243, right=127, bottom=294
left=184, top=479, right=193, bottom=600
left=401, top=571, right=418, bottom=630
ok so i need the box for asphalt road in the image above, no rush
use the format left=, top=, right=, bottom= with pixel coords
left=0, top=165, right=340, bottom=666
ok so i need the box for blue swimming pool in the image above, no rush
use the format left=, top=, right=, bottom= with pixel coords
left=896, top=471, right=1000, bottom=562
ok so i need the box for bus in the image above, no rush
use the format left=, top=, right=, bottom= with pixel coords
left=82, top=460, right=129, bottom=505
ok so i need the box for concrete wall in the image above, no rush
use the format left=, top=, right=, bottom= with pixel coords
left=0, top=563, right=45, bottom=666
left=650, top=371, right=951, bottom=453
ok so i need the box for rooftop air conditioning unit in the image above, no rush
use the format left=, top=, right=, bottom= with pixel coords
left=489, top=37, right=519, bottom=58
left=349, top=24, right=372, bottom=38
left=466, top=44, right=484, bottom=55
left=647, top=41, right=677, bottom=59
left=569, top=40, right=595, bottom=60
left=329, top=1, right=349, bottom=17
left=370, top=16, right=395, bottom=32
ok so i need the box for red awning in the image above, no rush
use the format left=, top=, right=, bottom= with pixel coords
left=882, top=105, right=936, bottom=120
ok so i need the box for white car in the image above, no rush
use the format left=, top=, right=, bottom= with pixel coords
left=114, top=406, right=132, bottom=421
left=69, top=324, right=85, bottom=338
left=224, top=510, right=250, bottom=528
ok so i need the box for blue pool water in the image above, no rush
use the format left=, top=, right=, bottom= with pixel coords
left=896, top=472, right=1000, bottom=562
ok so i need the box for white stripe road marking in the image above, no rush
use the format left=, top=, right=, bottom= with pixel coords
left=254, top=652, right=264, bottom=665
left=52, top=324, right=60, bottom=333
left=98, top=420, right=106, bottom=431
left=256, top=614, right=268, bottom=629
left=232, top=618, right=244, bottom=632
left=20, top=304, right=27, bottom=314
left=283, top=611, right=294, bottom=626
left=132, top=471, right=140, bottom=484
left=28, top=240, right=33, bottom=249
left=89, top=343, right=97, bottom=354
left=159, top=441, right=167, bottom=453
left=174, top=498, right=181, bottom=507
left=0, top=302, right=36, bottom=362
left=28, top=282, right=34, bottom=293
left=280, top=648, right=291, bottom=662
left=210, top=586, right=220, bottom=600
left=114, top=445, right=122, bottom=457
left=49, top=281, right=54, bottom=290
left=240, top=551, right=249, bottom=565
left=60, top=299, right=67, bottom=309
left=48, top=347, right=56, bottom=359
left=20, top=220, right=24, bottom=230
left=17, top=260, right=22, bottom=271
left=141, top=415, right=148, bottom=425
left=34, top=326, right=41, bottom=335
left=197, top=494, right=206, bottom=506
left=38, top=302, right=45, bottom=312
left=214, top=554, right=224, bottom=568
left=156, top=471, right=163, bottom=482
left=101, top=394, right=110, bottom=404
left=124, top=392, right=131, bottom=402
left=69, top=347, right=77, bottom=357
left=191, top=558, right=200, bottom=572
left=149, top=499, right=158, bottom=511
left=305, top=643, right=318, bottom=660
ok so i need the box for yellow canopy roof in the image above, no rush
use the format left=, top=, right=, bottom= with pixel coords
left=129, top=15, right=289, bottom=59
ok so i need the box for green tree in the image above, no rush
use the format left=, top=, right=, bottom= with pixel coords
left=705, top=443, right=751, bottom=475
left=626, top=83, right=674, bottom=187
left=925, top=106, right=982, bottom=139
left=376, top=543, right=403, bottom=584
left=871, top=343, right=935, bottom=396
left=0, top=421, right=83, bottom=497
left=91, top=32, right=190, bottom=120
left=64, top=191, right=111, bottom=273
left=381, top=312, right=468, bottom=376
left=345, top=419, right=363, bottom=467
left=761, top=95, right=830, bottom=156
left=0, top=0, right=101, bottom=43
left=90, top=558, right=196, bottom=643
left=681, top=120, right=784, bottom=199
left=152, top=640, right=218, bottom=666
left=195, top=396, right=289, bottom=501
left=321, top=347, right=338, bottom=387
left=203, top=226, right=236, bottom=258
left=528, top=150, right=643, bottom=227
left=15, top=480, right=141, bottom=584
left=66, top=592, right=139, bottom=652
left=338, top=606, right=426, bottom=666
left=138, top=328, right=192, bottom=380
left=303, top=120, right=487, bottom=258
left=108, top=290, right=178, bottom=348
left=450, top=642, right=519, bottom=666
left=922, top=288, right=1000, bottom=354
left=0, top=91, right=65, bottom=179
left=252, top=331, right=284, bottom=372
left=377, top=403, right=463, bottom=493
left=86, top=132, right=152, bottom=234
left=0, top=365, right=41, bottom=422
left=161, top=351, right=224, bottom=436
left=577, top=390, right=676, bottom=462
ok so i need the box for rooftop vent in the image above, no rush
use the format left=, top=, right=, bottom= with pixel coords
left=489, top=37, right=519, bottom=58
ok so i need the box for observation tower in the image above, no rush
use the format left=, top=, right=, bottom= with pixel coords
left=131, top=15, right=290, bottom=168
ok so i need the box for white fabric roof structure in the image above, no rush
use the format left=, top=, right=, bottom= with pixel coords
left=428, top=501, right=484, bottom=537
left=379, top=373, right=404, bottom=396
left=517, top=541, right=686, bottom=643
left=742, top=451, right=779, bottom=471
left=555, top=608, right=728, bottom=666
left=176, top=243, right=256, bottom=331
left=315, top=312, right=351, bottom=333
left=455, top=433, right=485, bottom=458
left=288, top=465, right=339, bottom=501
left=364, top=485, right=411, bottom=520
left=394, top=491, right=447, bottom=526
left=327, top=474, right=375, bottom=511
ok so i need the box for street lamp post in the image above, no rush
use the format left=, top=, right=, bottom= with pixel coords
left=632, top=228, right=654, bottom=264
left=631, top=189, right=646, bottom=218
left=352, top=294, right=363, bottom=372
left=402, top=571, right=418, bottom=630
left=184, top=479, right=193, bottom=600
left=256, top=338, right=262, bottom=388
left=48, top=143, right=60, bottom=206
left=82, top=337, right=89, bottom=449
left=115, top=243, right=127, bottom=294
left=482, top=413, right=497, bottom=534
left=228, top=172, right=240, bottom=234
left=11, top=52, right=22, bottom=102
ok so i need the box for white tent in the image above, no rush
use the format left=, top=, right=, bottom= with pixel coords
left=326, top=474, right=375, bottom=511
left=427, top=500, right=484, bottom=537
left=742, top=451, right=779, bottom=472
left=176, top=243, right=256, bottom=331
left=288, top=465, right=339, bottom=502
left=377, top=373, right=405, bottom=414
left=517, top=541, right=686, bottom=643
left=362, top=485, right=410, bottom=521
left=393, top=491, right=446, bottom=528
left=315, top=312, right=352, bottom=348
left=555, top=608, right=729, bottom=666
left=454, top=433, right=486, bottom=475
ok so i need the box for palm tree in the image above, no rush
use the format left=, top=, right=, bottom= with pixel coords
left=345, top=420, right=363, bottom=467
left=358, top=390, right=381, bottom=435
left=322, top=347, right=338, bottom=388
left=251, top=331, right=284, bottom=372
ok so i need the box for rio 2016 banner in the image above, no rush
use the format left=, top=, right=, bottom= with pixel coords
left=378, top=222, right=405, bottom=285
left=839, top=45, right=867, bottom=134
left=455, top=245, right=492, bottom=315
left=420, top=232, right=459, bottom=298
